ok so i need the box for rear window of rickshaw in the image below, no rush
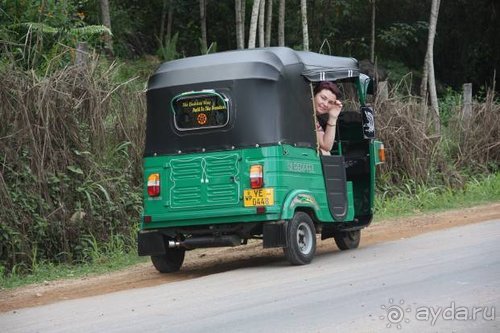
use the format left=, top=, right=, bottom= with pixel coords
left=171, top=91, right=229, bottom=131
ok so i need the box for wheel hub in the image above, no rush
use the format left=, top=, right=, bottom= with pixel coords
left=297, top=222, right=313, bottom=254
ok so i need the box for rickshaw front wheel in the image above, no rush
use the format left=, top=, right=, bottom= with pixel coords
left=333, top=230, right=361, bottom=250
left=151, top=248, right=186, bottom=273
left=283, top=212, right=317, bottom=265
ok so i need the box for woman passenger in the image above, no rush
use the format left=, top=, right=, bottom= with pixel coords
left=314, top=81, right=343, bottom=155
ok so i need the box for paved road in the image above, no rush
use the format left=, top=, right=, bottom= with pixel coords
left=1, top=220, right=499, bottom=333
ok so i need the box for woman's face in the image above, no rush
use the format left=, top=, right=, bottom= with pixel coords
left=314, top=89, right=337, bottom=114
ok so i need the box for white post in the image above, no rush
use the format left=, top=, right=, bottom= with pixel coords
left=462, top=83, right=472, bottom=119
left=75, top=42, right=89, bottom=66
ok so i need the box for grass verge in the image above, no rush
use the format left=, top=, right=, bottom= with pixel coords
left=375, top=173, right=500, bottom=219
left=0, top=251, right=147, bottom=290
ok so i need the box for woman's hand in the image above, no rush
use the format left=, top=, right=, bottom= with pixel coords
left=328, top=100, right=342, bottom=120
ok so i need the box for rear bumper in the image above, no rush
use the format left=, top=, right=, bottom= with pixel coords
left=138, top=220, right=288, bottom=256
left=138, top=230, right=243, bottom=256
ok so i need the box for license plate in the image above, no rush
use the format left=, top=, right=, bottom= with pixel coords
left=244, top=188, right=274, bottom=207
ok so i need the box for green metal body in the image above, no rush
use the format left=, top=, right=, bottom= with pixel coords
left=141, top=140, right=382, bottom=231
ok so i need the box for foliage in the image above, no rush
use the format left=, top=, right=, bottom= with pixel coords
left=1, top=3, right=112, bottom=73
left=0, top=247, right=147, bottom=290
left=378, top=21, right=428, bottom=48
left=375, top=81, right=499, bottom=188
left=2, top=0, right=498, bottom=92
left=375, top=173, right=500, bottom=219
left=438, top=87, right=462, bottom=126
left=0, top=54, right=145, bottom=276
left=445, top=88, right=500, bottom=173
left=157, top=32, right=179, bottom=61
left=382, top=60, right=420, bottom=94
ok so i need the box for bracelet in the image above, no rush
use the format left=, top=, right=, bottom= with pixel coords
left=327, top=122, right=336, bottom=127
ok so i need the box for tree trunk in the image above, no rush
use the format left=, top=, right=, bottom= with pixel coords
left=421, top=0, right=441, bottom=132
left=428, top=53, right=440, bottom=132
left=300, top=0, right=309, bottom=51
left=241, top=0, right=246, bottom=47
left=370, top=0, right=376, bottom=63
left=258, top=0, right=265, bottom=47
left=278, top=0, right=285, bottom=46
left=248, top=0, right=261, bottom=49
left=166, top=0, right=174, bottom=42
left=265, top=0, right=273, bottom=47
left=421, top=0, right=441, bottom=100
left=159, top=0, right=168, bottom=47
left=99, top=0, right=113, bottom=55
left=200, top=0, right=208, bottom=53
left=235, top=0, right=244, bottom=49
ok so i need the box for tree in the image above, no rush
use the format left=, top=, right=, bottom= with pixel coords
left=258, top=0, right=265, bottom=47
left=159, top=0, right=175, bottom=46
left=300, top=0, right=309, bottom=51
left=265, top=0, right=273, bottom=46
left=370, top=0, right=376, bottom=63
left=278, top=0, right=285, bottom=46
left=420, top=0, right=441, bottom=131
left=159, top=0, right=168, bottom=46
left=248, top=0, right=261, bottom=48
left=241, top=0, right=246, bottom=47
left=200, top=0, right=208, bottom=53
left=99, top=0, right=113, bottom=55
left=235, top=0, right=244, bottom=49
left=166, top=0, right=174, bottom=42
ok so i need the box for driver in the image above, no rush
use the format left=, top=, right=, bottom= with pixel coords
left=313, top=81, right=342, bottom=155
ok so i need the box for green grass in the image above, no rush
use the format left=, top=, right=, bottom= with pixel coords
left=0, top=231, right=147, bottom=289
left=374, top=173, right=500, bottom=219
left=2, top=173, right=499, bottom=290
left=0, top=251, right=147, bottom=290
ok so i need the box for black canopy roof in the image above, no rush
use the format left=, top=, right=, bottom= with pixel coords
left=148, top=47, right=360, bottom=90
left=145, top=48, right=361, bottom=156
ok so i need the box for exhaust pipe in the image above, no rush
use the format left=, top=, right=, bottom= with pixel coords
left=168, top=240, right=181, bottom=248
left=168, top=235, right=241, bottom=250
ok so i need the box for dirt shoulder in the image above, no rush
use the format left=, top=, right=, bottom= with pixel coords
left=1, top=202, right=499, bottom=313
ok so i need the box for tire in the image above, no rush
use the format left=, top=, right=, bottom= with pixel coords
left=284, top=212, right=316, bottom=265
left=151, top=248, right=186, bottom=273
left=333, top=230, right=361, bottom=250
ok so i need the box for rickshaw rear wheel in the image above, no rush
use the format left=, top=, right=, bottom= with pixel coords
left=151, top=248, right=186, bottom=273
left=333, top=230, right=361, bottom=250
left=283, top=212, right=316, bottom=265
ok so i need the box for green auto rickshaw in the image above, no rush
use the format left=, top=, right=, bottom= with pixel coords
left=138, top=47, right=385, bottom=273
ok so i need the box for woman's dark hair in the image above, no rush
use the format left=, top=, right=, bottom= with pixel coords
left=314, top=81, right=342, bottom=99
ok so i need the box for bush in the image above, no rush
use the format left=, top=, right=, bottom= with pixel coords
left=0, top=57, right=145, bottom=274
left=375, top=84, right=499, bottom=190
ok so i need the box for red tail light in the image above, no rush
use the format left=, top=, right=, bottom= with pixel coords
left=250, top=165, right=263, bottom=189
left=147, top=173, right=160, bottom=197
left=378, top=144, right=386, bottom=163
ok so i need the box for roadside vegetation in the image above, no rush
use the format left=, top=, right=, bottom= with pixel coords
left=0, top=53, right=497, bottom=289
left=375, top=173, right=500, bottom=219
left=0, top=1, right=499, bottom=289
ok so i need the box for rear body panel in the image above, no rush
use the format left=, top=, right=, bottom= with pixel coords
left=142, top=145, right=341, bottom=230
